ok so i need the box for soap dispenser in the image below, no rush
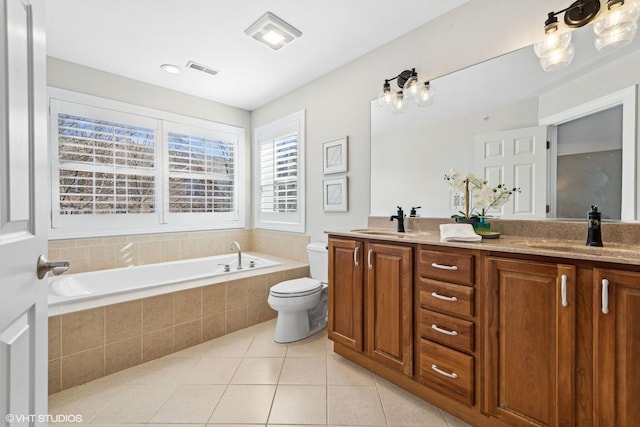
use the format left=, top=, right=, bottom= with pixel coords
left=586, top=205, right=603, bottom=247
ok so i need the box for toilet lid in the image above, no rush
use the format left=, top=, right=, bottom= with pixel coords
left=270, top=278, right=323, bottom=297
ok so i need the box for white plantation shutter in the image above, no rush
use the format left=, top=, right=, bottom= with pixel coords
left=254, top=110, right=305, bottom=232
left=259, top=134, right=298, bottom=213
left=49, top=92, right=245, bottom=238
left=56, top=112, right=156, bottom=215
left=167, top=130, right=236, bottom=213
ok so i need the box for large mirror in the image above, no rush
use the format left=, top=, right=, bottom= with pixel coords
left=371, top=25, right=640, bottom=221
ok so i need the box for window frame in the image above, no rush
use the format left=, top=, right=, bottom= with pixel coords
left=253, top=110, right=306, bottom=233
left=49, top=88, right=245, bottom=239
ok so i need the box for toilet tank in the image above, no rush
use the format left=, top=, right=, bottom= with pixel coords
left=307, top=242, right=328, bottom=283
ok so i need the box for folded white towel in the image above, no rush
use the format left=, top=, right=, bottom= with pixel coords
left=439, top=223, right=482, bottom=242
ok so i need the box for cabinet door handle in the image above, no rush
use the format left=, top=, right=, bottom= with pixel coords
left=431, top=262, right=458, bottom=271
left=367, top=249, right=373, bottom=270
left=561, top=274, right=568, bottom=307
left=431, top=364, right=458, bottom=379
left=602, top=279, right=609, bottom=314
left=431, top=324, right=458, bottom=336
left=431, top=292, right=458, bottom=302
left=353, top=246, right=360, bottom=267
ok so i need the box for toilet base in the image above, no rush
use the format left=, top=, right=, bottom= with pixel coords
left=273, top=310, right=327, bottom=343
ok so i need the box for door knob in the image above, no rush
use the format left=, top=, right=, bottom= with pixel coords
left=37, top=255, right=70, bottom=280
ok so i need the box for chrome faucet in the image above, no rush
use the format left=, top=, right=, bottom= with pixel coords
left=229, top=241, right=242, bottom=269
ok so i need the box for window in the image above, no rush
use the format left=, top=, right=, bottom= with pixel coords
left=56, top=110, right=157, bottom=216
left=254, top=110, right=305, bottom=232
left=49, top=90, right=245, bottom=238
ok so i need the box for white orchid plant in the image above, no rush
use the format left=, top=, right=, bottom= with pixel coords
left=444, top=169, right=520, bottom=219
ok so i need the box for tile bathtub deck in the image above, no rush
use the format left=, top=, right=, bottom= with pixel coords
left=49, top=319, right=471, bottom=427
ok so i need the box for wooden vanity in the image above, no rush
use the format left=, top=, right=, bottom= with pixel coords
left=327, top=224, right=640, bottom=427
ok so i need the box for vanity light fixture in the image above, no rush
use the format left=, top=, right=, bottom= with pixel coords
left=534, top=0, right=640, bottom=71
left=378, top=68, right=435, bottom=113
left=244, top=12, right=302, bottom=51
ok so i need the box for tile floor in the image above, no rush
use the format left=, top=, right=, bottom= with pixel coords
left=49, top=319, right=472, bottom=427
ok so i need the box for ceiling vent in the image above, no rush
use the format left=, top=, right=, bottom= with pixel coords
left=185, top=61, right=220, bottom=76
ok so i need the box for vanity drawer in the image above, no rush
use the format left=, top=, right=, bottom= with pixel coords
left=420, top=309, right=474, bottom=353
left=419, top=278, right=474, bottom=318
left=419, top=339, right=474, bottom=406
left=419, top=249, right=474, bottom=286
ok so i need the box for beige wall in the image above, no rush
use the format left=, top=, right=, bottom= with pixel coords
left=49, top=229, right=310, bottom=274
left=47, top=57, right=254, bottom=229
left=47, top=0, right=573, bottom=245
left=251, top=0, right=570, bottom=242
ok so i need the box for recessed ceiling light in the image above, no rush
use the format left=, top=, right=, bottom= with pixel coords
left=160, top=64, right=181, bottom=74
left=244, top=12, right=302, bottom=51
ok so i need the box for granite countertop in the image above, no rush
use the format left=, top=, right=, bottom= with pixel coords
left=327, top=217, right=640, bottom=266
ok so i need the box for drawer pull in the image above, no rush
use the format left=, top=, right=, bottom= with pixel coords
left=431, top=292, right=458, bottom=302
left=602, top=279, right=609, bottom=314
left=354, top=246, right=360, bottom=267
left=431, top=364, right=458, bottom=379
left=431, top=324, right=458, bottom=336
left=561, top=274, right=568, bottom=307
left=431, top=262, right=458, bottom=271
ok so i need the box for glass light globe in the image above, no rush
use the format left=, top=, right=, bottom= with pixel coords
left=416, top=82, right=435, bottom=107
left=391, top=90, right=407, bottom=113
left=534, top=29, right=572, bottom=58
left=378, top=86, right=393, bottom=107
left=539, top=43, right=575, bottom=71
left=403, top=74, right=420, bottom=99
left=594, top=0, right=640, bottom=36
left=593, top=0, right=640, bottom=51
left=594, top=22, right=638, bottom=50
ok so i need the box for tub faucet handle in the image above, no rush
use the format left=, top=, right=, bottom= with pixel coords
left=37, top=254, right=70, bottom=280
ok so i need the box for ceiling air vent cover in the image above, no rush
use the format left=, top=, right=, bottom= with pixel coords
left=185, top=61, right=220, bottom=76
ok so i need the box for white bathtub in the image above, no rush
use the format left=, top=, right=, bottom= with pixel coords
left=48, top=253, right=280, bottom=315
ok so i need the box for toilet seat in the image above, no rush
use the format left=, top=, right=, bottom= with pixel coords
left=270, top=278, right=323, bottom=298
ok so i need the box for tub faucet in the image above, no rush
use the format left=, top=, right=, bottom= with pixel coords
left=230, top=241, right=242, bottom=269
left=390, top=206, right=405, bottom=233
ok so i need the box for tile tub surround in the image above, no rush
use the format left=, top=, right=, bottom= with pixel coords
left=48, top=265, right=309, bottom=394
left=48, top=228, right=310, bottom=274
left=368, top=216, right=640, bottom=245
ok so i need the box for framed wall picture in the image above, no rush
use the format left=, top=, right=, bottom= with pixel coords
left=323, top=176, right=348, bottom=212
left=323, top=137, right=348, bottom=174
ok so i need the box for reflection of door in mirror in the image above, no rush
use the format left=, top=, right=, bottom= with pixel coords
left=474, top=126, right=547, bottom=218
left=552, top=106, right=622, bottom=220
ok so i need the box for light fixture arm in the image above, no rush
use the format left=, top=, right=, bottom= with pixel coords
left=384, top=68, right=416, bottom=89
left=544, top=0, right=602, bottom=29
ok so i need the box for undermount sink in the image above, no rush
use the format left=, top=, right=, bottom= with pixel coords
left=512, top=240, right=640, bottom=258
left=350, top=228, right=430, bottom=238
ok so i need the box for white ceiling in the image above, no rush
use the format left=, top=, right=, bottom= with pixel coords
left=45, top=0, right=469, bottom=111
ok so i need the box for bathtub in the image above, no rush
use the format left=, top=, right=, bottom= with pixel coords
left=48, top=253, right=281, bottom=315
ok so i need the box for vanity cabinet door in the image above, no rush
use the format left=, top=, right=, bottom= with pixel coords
left=593, top=268, right=640, bottom=427
left=328, top=238, right=364, bottom=351
left=484, top=257, right=575, bottom=427
left=365, top=242, right=413, bottom=376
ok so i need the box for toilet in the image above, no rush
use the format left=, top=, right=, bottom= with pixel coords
left=268, top=242, right=328, bottom=343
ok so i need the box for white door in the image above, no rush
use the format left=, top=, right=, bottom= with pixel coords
left=474, top=126, right=547, bottom=218
left=1, top=0, right=49, bottom=425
